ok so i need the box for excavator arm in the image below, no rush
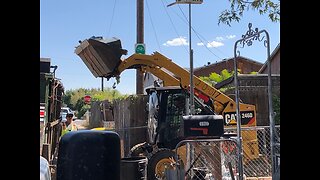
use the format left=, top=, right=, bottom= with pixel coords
left=75, top=37, right=256, bottom=126
left=75, top=37, right=259, bottom=161
left=109, top=52, right=256, bottom=126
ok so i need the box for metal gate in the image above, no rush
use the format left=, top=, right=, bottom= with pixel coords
left=173, top=138, right=239, bottom=180
left=169, top=125, right=280, bottom=180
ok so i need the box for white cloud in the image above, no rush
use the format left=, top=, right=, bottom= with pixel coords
left=163, top=37, right=188, bottom=46
left=206, top=41, right=224, bottom=48
left=197, top=42, right=204, bottom=46
left=215, top=36, right=224, bottom=41
left=226, top=35, right=236, bottom=39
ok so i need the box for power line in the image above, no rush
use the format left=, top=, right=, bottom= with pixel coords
left=177, top=4, right=223, bottom=59
left=107, top=0, right=117, bottom=37
left=160, top=0, right=188, bottom=53
left=193, top=30, right=226, bottom=59
left=146, top=0, right=162, bottom=52
left=171, top=2, right=228, bottom=59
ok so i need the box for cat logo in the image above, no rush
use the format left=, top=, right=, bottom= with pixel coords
left=228, top=119, right=237, bottom=125
left=224, top=113, right=237, bottom=125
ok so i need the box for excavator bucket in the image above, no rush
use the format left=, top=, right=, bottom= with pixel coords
left=75, top=36, right=127, bottom=78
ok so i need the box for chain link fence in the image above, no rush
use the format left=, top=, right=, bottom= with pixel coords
left=172, top=139, right=238, bottom=180
left=228, top=125, right=280, bottom=178
left=171, top=125, right=280, bottom=180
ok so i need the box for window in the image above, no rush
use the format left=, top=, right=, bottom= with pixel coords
left=147, top=91, right=159, bottom=144
left=164, top=93, right=186, bottom=140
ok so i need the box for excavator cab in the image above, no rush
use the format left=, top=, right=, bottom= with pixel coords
left=141, top=86, right=224, bottom=179
left=146, top=86, right=221, bottom=149
left=146, top=87, right=187, bottom=149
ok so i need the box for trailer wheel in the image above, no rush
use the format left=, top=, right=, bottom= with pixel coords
left=147, top=148, right=176, bottom=180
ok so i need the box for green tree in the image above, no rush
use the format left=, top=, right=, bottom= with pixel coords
left=62, top=88, right=129, bottom=118
left=200, top=69, right=236, bottom=93
left=200, top=69, right=234, bottom=85
left=219, top=0, right=280, bottom=26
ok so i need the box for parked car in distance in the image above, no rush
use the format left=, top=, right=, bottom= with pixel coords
left=61, top=107, right=76, bottom=120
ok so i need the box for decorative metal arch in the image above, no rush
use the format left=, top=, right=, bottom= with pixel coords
left=233, top=23, right=276, bottom=180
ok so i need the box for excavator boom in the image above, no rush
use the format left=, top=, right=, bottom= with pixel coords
left=75, top=37, right=256, bottom=126
left=75, top=37, right=260, bottom=166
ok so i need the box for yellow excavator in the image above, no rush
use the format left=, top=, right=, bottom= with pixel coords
left=75, top=37, right=259, bottom=179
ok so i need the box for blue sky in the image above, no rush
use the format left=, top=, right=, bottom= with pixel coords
left=40, top=0, right=280, bottom=95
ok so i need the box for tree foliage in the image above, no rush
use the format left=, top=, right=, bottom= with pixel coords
left=200, top=69, right=235, bottom=86
left=62, top=88, right=129, bottom=118
left=199, top=69, right=236, bottom=93
left=219, top=0, right=280, bottom=26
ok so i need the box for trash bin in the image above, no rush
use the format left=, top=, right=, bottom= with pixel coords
left=120, top=156, right=148, bottom=180
left=57, top=130, right=121, bottom=180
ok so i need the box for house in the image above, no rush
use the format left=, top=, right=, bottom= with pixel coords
left=143, top=56, right=264, bottom=92
left=213, top=44, right=281, bottom=126
left=194, top=56, right=264, bottom=77
left=258, top=43, right=280, bottom=74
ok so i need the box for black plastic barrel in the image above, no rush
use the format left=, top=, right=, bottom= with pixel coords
left=56, top=130, right=121, bottom=180
left=120, top=156, right=148, bottom=180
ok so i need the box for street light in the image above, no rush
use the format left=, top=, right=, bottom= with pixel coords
left=168, top=0, right=203, bottom=115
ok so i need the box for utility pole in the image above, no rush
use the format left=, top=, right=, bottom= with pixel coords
left=168, top=0, right=203, bottom=115
left=136, top=0, right=144, bottom=94
left=188, top=4, right=194, bottom=115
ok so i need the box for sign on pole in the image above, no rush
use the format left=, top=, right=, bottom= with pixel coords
left=135, top=43, right=146, bottom=54
left=84, top=95, right=91, bottom=104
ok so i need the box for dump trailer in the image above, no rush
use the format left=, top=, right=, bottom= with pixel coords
left=75, top=37, right=259, bottom=179
left=40, top=58, right=64, bottom=172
